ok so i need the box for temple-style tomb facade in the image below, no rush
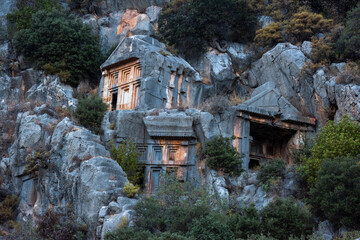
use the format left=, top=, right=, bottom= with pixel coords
left=101, top=36, right=316, bottom=192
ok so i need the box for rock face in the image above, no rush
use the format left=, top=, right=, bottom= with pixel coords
left=335, top=84, right=360, bottom=122
left=0, top=111, right=130, bottom=236
left=248, top=43, right=312, bottom=113
left=83, top=6, right=162, bottom=53
left=25, top=74, right=77, bottom=110
left=0, top=0, right=16, bottom=41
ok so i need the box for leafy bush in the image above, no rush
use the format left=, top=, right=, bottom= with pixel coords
left=305, top=0, right=358, bottom=22
left=299, top=115, right=360, bottom=185
left=37, top=209, right=86, bottom=240
left=110, top=139, right=143, bottom=185
left=285, top=10, right=333, bottom=43
left=105, top=227, right=152, bottom=240
left=73, top=95, right=108, bottom=134
left=134, top=173, right=217, bottom=234
left=261, top=198, right=314, bottom=240
left=0, top=196, right=19, bottom=224
left=257, top=159, right=285, bottom=189
left=123, top=182, right=140, bottom=198
left=202, top=135, right=243, bottom=176
left=308, top=157, right=360, bottom=229
left=150, top=232, right=193, bottom=240
left=227, top=204, right=261, bottom=239
left=254, top=22, right=284, bottom=48
left=158, top=0, right=256, bottom=57
left=336, top=3, right=360, bottom=61
left=188, top=214, right=235, bottom=240
left=13, top=9, right=103, bottom=86
left=6, top=0, right=57, bottom=33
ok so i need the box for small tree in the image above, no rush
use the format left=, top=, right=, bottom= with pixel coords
left=299, top=115, right=360, bottom=185
left=6, top=0, right=57, bottom=33
left=188, top=214, right=235, bottom=240
left=308, top=157, right=360, bottom=229
left=257, top=159, right=285, bottom=190
left=336, top=3, right=360, bottom=61
left=73, top=95, right=108, bottom=134
left=261, top=198, right=314, bottom=240
left=158, top=0, right=256, bottom=57
left=110, top=139, right=143, bottom=185
left=202, top=135, right=243, bottom=176
left=13, top=9, right=103, bottom=86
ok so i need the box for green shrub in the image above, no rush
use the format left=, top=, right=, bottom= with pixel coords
left=105, top=227, right=152, bottom=240
left=257, top=159, right=285, bottom=190
left=158, top=0, right=256, bottom=57
left=133, top=197, right=166, bottom=233
left=0, top=196, right=20, bottom=224
left=336, top=4, right=360, bottom=61
left=188, top=214, right=235, bottom=240
left=305, top=0, right=358, bottom=22
left=6, top=0, right=57, bottom=33
left=13, top=9, right=103, bottom=86
left=299, top=115, right=360, bottom=185
left=227, top=204, right=261, bottom=239
left=308, top=157, right=360, bottom=229
left=150, top=232, right=193, bottom=240
left=123, top=182, right=140, bottom=198
left=202, top=135, right=243, bottom=176
left=73, top=95, right=108, bottom=134
left=261, top=198, right=314, bottom=240
left=134, top=173, right=217, bottom=234
left=285, top=10, right=333, bottom=43
left=110, top=139, right=143, bottom=185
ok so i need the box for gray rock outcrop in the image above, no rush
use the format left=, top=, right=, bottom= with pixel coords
left=25, top=74, right=77, bottom=110
left=0, top=110, right=130, bottom=237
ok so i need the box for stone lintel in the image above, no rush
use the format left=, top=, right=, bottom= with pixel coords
left=143, top=115, right=195, bottom=138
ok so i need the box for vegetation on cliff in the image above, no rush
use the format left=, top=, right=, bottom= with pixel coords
left=158, top=0, right=257, bottom=57
left=73, top=95, right=108, bottom=134
left=201, top=135, right=243, bottom=176
left=11, top=9, right=103, bottom=86
left=299, top=115, right=360, bottom=185
left=105, top=174, right=314, bottom=240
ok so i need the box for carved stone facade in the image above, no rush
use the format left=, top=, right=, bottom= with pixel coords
left=99, top=36, right=204, bottom=111
left=102, top=58, right=141, bottom=110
